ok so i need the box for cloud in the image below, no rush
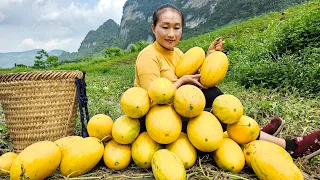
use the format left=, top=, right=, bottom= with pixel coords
left=20, top=38, right=35, bottom=47
left=0, top=0, right=127, bottom=52
left=97, top=0, right=126, bottom=14
left=0, top=12, right=5, bottom=22
left=36, top=0, right=126, bottom=27
left=19, top=38, right=74, bottom=50
left=0, top=0, right=23, bottom=9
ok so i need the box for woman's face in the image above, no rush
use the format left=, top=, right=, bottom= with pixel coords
left=152, top=9, right=182, bottom=51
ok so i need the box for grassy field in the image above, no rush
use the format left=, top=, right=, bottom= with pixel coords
left=2, top=58, right=319, bottom=179
left=0, top=0, right=319, bottom=179
left=57, top=58, right=319, bottom=179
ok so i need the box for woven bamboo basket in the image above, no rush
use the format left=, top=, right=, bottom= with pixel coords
left=0, top=70, right=84, bottom=153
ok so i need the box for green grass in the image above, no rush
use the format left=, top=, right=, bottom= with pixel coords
left=53, top=52, right=138, bottom=73
left=178, top=1, right=320, bottom=95
left=71, top=59, right=319, bottom=179
left=78, top=59, right=320, bottom=139
left=65, top=56, right=319, bottom=179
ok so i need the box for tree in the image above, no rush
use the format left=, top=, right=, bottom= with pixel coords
left=34, top=49, right=49, bottom=68
left=46, top=56, right=59, bottom=67
left=130, top=40, right=150, bottom=52
left=104, top=47, right=125, bottom=59
left=15, top=64, right=27, bottom=68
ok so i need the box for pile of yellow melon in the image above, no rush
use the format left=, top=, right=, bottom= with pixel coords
left=0, top=48, right=303, bottom=180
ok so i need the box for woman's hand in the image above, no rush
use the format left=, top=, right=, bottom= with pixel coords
left=207, top=37, right=225, bottom=56
left=174, top=74, right=208, bottom=89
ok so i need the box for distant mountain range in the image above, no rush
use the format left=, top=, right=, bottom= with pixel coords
left=1, top=0, right=309, bottom=64
left=0, top=49, right=65, bottom=68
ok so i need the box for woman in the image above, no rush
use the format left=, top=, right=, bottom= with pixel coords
left=134, top=4, right=319, bottom=159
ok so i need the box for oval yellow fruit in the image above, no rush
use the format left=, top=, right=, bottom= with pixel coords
left=187, top=111, right=223, bottom=152
left=87, top=114, right=113, bottom=140
left=146, top=105, right=182, bottom=144
left=200, top=51, right=229, bottom=88
left=112, top=115, right=140, bottom=144
left=212, top=94, right=244, bottom=124
left=227, top=115, right=260, bottom=144
left=173, top=85, right=206, bottom=118
left=103, top=140, right=131, bottom=170
left=120, top=87, right=150, bottom=118
left=131, top=132, right=162, bottom=168
left=148, top=78, right=176, bottom=104
left=10, top=141, right=61, bottom=180
left=175, top=47, right=205, bottom=78
left=165, top=132, right=197, bottom=169
left=243, top=140, right=292, bottom=168
left=0, top=152, right=18, bottom=176
left=152, top=149, right=186, bottom=180
left=251, top=149, right=303, bottom=180
left=54, top=136, right=83, bottom=156
left=213, top=138, right=245, bottom=173
left=59, top=137, right=104, bottom=177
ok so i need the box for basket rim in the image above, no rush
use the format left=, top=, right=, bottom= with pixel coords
left=0, top=70, right=83, bottom=82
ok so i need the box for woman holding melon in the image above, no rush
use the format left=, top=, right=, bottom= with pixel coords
left=134, top=4, right=319, bottom=159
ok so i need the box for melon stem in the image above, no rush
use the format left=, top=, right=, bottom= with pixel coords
left=100, top=135, right=112, bottom=143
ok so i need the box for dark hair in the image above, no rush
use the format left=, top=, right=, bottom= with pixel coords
left=152, top=4, right=184, bottom=27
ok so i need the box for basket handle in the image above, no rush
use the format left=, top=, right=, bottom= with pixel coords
left=75, top=72, right=90, bottom=138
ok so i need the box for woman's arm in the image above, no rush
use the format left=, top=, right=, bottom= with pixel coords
left=207, top=37, right=225, bottom=56
left=173, top=74, right=207, bottom=89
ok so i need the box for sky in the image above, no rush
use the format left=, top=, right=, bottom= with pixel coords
left=0, top=0, right=127, bottom=53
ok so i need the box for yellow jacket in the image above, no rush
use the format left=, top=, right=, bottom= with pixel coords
left=134, top=41, right=184, bottom=91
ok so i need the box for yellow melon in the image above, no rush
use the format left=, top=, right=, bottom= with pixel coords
left=152, top=149, right=186, bottom=180
left=175, top=47, right=206, bottom=78
left=187, top=111, right=223, bottom=152
left=243, top=140, right=292, bottom=168
left=200, top=51, right=229, bottom=88
left=131, top=132, right=162, bottom=168
left=213, top=138, right=245, bottom=173
left=103, top=140, right=131, bottom=170
left=212, top=94, right=244, bottom=124
left=54, top=136, right=83, bottom=156
left=165, top=132, right=197, bottom=169
left=146, top=105, right=182, bottom=144
left=120, top=87, right=150, bottom=118
left=0, top=152, right=18, bottom=176
left=173, top=85, right=206, bottom=118
left=59, top=137, right=104, bottom=177
left=10, top=141, right=61, bottom=180
left=148, top=78, right=176, bottom=104
left=87, top=114, right=113, bottom=140
left=112, top=115, right=140, bottom=144
left=251, top=149, right=303, bottom=180
left=227, top=115, right=260, bottom=144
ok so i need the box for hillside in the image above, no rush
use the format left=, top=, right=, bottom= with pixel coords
left=58, top=19, right=121, bottom=62
left=120, top=0, right=310, bottom=48
left=60, top=0, right=310, bottom=62
left=0, top=49, right=64, bottom=68
left=120, top=0, right=310, bottom=46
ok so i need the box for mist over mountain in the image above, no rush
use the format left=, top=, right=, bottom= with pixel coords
left=0, top=49, right=64, bottom=68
